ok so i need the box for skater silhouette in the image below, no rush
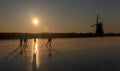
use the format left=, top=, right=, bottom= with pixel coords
left=46, top=37, right=52, bottom=47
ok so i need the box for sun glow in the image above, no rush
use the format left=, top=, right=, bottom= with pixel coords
left=33, top=19, right=38, bottom=25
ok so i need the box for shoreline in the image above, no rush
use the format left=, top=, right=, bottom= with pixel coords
left=0, top=33, right=120, bottom=39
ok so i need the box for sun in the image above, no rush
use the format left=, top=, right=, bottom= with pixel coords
left=33, top=19, right=38, bottom=25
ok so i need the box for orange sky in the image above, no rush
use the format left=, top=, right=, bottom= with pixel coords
left=0, top=0, right=120, bottom=33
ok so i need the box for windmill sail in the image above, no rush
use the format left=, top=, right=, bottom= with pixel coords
left=91, top=14, right=104, bottom=35
left=96, top=14, right=99, bottom=24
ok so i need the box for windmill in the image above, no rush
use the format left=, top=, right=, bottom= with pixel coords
left=91, top=15, right=104, bottom=35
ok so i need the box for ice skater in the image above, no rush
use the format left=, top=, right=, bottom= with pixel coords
left=46, top=37, right=52, bottom=47
left=24, top=37, right=28, bottom=47
left=20, top=37, right=23, bottom=47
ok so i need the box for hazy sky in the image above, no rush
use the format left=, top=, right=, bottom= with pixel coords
left=0, top=0, right=120, bottom=33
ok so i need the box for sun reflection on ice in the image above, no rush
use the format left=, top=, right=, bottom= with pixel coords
left=32, top=39, right=40, bottom=70
left=34, top=43, right=38, bottom=55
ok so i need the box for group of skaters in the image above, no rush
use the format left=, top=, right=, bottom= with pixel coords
left=19, top=37, right=52, bottom=47
left=20, top=37, right=28, bottom=47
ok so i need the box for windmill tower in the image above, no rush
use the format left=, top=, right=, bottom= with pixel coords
left=91, top=15, right=104, bottom=35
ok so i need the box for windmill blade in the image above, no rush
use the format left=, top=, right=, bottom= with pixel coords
left=91, top=24, right=96, bottom=27
left=96, top=14, right=99, bottom=24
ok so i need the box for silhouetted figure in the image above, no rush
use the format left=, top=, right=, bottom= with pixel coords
left=34, top=38, right=36, bottom=43
left=91, top=14, right=104, bottom=35
left=24, top=37, right=28, bottom=47
left=46, top=38, right=53, bottom=59
left=46, top=37, right=52, bottom=47
left=20, top=37, right=23, bottom=47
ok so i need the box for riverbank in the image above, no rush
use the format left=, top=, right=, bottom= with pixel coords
left=0, top=33, right=120, bottom=39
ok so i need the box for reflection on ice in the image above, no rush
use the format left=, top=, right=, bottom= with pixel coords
left=33, top=43, right=38, bottom=55
left=0, top=37, right=120, bottom=71
left=32, top=53, right=37, bottom=71
left=32, top=39, right=40, bottom=71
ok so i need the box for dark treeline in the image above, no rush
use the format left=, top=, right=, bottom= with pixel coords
left=0, top=32, right=120, bottom=39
